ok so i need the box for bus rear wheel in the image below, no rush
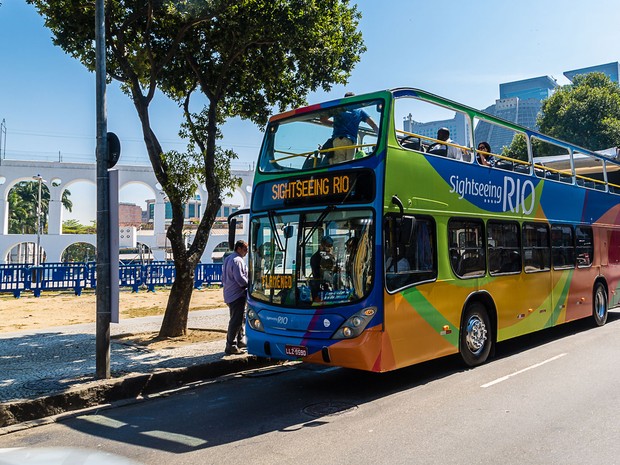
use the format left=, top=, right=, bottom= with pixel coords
left=592, top=282, right=608, bottom=327
left=460, top=302, right=492, bottom=367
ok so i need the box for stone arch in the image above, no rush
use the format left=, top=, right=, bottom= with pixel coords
left=119, top=180, right=156, bottom=205
left=0, top=160, right=253, bottom=264
left=61, top=241, right=96, bottom=263
left=4, top=177, right=51, bottom=236
left=211, top=240, right=230, bottom=263
left=60, top=177, right=97, bottom=233
left=4, top=240, right=46, bottom=264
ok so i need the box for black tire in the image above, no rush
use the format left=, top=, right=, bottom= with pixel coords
left=592, top=282, right=608, bottom=327
left=460, top=302, right=492, bottom=367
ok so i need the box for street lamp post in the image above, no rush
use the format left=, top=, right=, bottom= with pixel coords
left=32, top=174, right=46, bottom=266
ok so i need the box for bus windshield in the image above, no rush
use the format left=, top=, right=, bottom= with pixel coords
left=250, top=209, right=374, bottom=306
left=258, top=99, right=383, bottom=172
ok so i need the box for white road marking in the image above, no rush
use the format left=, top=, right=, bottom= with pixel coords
left=75, top=414, right=128, bottom=429
left=481, top=353, right=568, bottom=388
left=141, top=430, right=207, bottom=447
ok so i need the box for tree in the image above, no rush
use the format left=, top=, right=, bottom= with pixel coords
left=8, top=182, right=38, bottom=234
left=63, top=219, right=97, bottom=235
left=8, top=181, right=72, bottom=234
left=61, top=241, right=96, bottom=262
left=538, top=72, right=620, bottom=151
left=501, top=133, right=529, bottom=162
left=29, top=0, right=365, bottom=337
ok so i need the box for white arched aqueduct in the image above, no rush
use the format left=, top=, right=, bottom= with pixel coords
left=0, top=160, right=252, bottom=264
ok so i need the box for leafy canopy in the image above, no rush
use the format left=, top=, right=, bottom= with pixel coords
left=538, top=72, right=620, bottom=151
left=28, top=0, right=366, bottom=337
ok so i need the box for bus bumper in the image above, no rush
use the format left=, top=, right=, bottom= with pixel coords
left=247, top=327, right=385, bottom=372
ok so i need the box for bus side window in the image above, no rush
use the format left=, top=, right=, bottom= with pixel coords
left=488, top=221, right=521, bottom=275
left=448, top=219, right=485, bottom=278
left=523, top=222, right=550, bottom=272
left=551, top=224, right=575, bottom=269
left=576, top=226, right=593, bottom=267
left=384, top=215, right=436, bottom=291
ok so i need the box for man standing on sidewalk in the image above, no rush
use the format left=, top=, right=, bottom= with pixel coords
left=222, top=240, right=249, bottom=355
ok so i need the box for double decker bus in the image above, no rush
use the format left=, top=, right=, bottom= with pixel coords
left=234, top=88, right=620, bottom=372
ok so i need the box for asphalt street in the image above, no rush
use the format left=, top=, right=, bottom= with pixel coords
left=2, top=312, right=619, bottom=465
left=0, top=307, right=278, bottom=428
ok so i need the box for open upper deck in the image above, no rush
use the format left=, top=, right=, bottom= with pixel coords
left=257, top=88, right=620, bottom=194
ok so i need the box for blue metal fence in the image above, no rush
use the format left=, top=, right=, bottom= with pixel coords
left=0, top=264, right=29, bottom=298
left=0, top=262, right=223, bottom=298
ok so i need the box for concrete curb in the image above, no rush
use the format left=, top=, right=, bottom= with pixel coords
left=0, top=355, right=276, bottom=429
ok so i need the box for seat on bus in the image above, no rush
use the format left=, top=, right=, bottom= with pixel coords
left=401, top=137, right=422, bottom=151
left=459, top=256, right=484, bottom=276
left=427, top=143, right=447, bottom=157
left=545, top=171, right=560, bottom=181
left=559, top=173, right=572, bottom=183
left=495, top=159, right=514, bottom=171
left=514, top=163, right=530, bottom=174
left=499, top=250, right=521, bottom=273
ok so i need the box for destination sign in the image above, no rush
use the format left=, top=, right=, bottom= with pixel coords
left=253, top=170, right=374, bottom=211
left=262, top=274, right=293, bottom=289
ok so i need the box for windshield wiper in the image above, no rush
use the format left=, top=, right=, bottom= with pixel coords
left=268, top=210, right=285, bottom=252
left=301, top=205, right=336, bottom=246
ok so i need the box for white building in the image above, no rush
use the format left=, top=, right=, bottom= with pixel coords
left=0, top=160, right=253, bottom=264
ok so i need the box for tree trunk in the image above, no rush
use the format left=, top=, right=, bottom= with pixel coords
left=159, top=261, right=195, bottom=337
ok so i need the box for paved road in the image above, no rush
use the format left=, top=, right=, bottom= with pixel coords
left=2, top=312, right=619, bottom=465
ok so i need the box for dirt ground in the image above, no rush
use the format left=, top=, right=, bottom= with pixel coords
left=0, top=287, right=227, bottom=347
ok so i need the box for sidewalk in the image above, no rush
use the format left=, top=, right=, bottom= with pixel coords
left=0, top=308, right=275, bottom=430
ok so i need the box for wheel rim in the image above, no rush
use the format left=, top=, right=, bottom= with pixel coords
left=595, top=288, right=607, bottom=320
left=465, top=314, right=488, bottom=355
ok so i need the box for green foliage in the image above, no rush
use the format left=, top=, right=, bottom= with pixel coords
left=163, top=0, right=365, bottom=123
left=8, top=181, right=72, bottom=234
left=61, top=242, right=96, bottom=262
left=28, top=0, right=365, bottom=336
left=63, top=219, right=96, bottom=234
left=178, top=107, right=242, bottom=197
left=8, top=181, right=49, bottom=234
left=538, top=72, right=620, bottom=150
left=160, top=150, right=200, bottom=204
left=501, top=133, right=529, bottom=162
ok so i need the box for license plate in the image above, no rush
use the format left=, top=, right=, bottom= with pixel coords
left=285, top=344, right=308, bottom=358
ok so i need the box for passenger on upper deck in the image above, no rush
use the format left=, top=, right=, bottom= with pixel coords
left=428, top=127, right=469, bottom=161
left=477, top=141, right=495, bottom=167
left=320, top=92, right=379, bottom=165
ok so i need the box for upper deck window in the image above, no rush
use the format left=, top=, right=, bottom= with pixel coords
left=394, top=96, right=472, bottom=162
left=258, top=99, right=383, bottom=173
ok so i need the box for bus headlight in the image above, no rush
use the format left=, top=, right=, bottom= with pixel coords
left=247, top=307, right=264, bottom=332
left=332, top=307, right=376, bottom=339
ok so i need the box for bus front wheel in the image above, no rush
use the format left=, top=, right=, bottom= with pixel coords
left=592, top=282, right=608, bottom=327
left=460, top=302, right=492, bottom=367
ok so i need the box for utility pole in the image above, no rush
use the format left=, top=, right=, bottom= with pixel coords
left=32, top=174, right=46, bottom=267
left=95, top=0, right=111, bottom=379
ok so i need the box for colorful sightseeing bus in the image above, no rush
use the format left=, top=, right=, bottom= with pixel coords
left=232, top=88, right=620, bottom=372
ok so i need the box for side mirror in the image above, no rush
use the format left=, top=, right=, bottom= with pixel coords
left=228, top=218, right=237, bottom=250
left=283, top=225, right=294, bottom=239
left=227, top=208, right=251, bottom=250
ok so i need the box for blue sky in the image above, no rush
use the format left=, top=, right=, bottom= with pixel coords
left=1, top=0, right=620, bottom=220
